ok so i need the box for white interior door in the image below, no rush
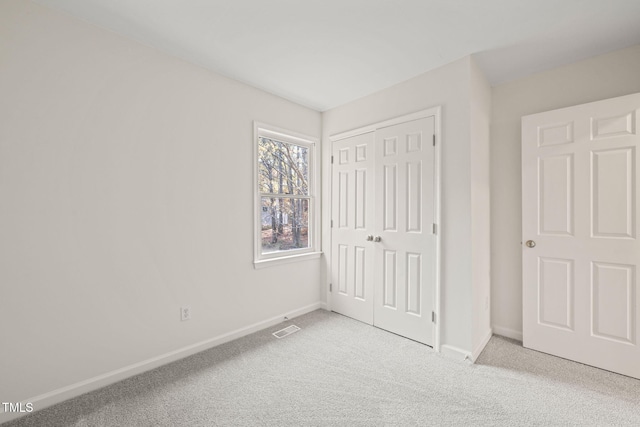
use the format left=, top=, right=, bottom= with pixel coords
left=522, top=92, right=640, bottom=379
left=331, top=131, right=375, bottom=324
left=373, top=117, right=436, bottom=345
left=331, top=114, right=436, bottom=346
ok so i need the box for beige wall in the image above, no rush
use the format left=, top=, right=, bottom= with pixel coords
left=490, top=44, right=640, bottom=339
left=0, top=0, right=322, bottom=416
left=470, top=59, right=492, bottom=357
left=322, top=56, right=492, bottom=356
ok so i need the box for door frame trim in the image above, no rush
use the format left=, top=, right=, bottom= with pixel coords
left=326, top=106, right=442, bottom=351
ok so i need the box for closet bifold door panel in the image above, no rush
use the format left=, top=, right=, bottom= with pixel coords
left=330, top=131, right=375, bottom=324
left=331, top=113, right=437, bottom=346
left=373, top=117, right=436, bottom=345
left=522, top=92, right=640, bottom=379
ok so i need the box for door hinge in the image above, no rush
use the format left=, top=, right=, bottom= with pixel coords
left=432, top=311, right=436, bottom=323
left=432, top=134, right=436, bottom=146
left=331, top=155, right=334, bottom=164
left=432, top=223, right=437, bottom=234
left=329, top=283, right=333, bottom=292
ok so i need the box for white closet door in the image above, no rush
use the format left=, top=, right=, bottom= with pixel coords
left=373, top=117, right=436, bottom=345
left=331, top=131, right=375, bottom=324
left=522, top=92, right=640, bottom=379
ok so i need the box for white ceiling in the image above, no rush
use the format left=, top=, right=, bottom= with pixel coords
left=36, top=0, right=640, bottom=111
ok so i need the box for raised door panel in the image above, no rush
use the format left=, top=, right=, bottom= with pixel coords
left=383, top=164, right=398, bottom=231
left=591, top=148, right=635, bottom=239
left=406, top=161, right=422, bottom=233
left=337, top=171, right=349, bottom=229
left=538, top=155, right=574, bottom=236
left=591, top=262, right=636, bottom=345
left=354, top=246, right=366, bottom=300
left=538, top=257, right=574, bottom=331
left=383, top=250, right=397, bottom=308
left=355, top=169, right=367, bottom=230
left=406, top=253, right=422, bottom=316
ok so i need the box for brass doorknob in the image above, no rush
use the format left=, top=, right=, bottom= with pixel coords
left=525, top=240, right=536, bottom=248
left=374, top=236, right=382, bottom=242
left=366, top=235, right=374, bottom=241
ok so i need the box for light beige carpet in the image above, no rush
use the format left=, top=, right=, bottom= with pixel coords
left=5, top=309, right=640, bottom=426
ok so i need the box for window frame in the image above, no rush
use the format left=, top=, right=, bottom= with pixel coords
left=253, top=122, right=320, bottom=268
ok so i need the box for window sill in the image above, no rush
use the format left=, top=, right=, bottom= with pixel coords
left=254, top=251, right=322, bottom=269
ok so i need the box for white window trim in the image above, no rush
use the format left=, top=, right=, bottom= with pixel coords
left=253, top=122, right=321, bottom=268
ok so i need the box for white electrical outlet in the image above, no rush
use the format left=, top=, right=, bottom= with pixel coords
left=181, top=306, right=191, bottom=321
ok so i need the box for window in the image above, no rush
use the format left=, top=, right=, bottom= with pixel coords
left=254, top=123, right=319, bottom=266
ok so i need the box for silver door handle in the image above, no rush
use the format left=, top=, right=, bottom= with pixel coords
left=366, top=235, right=374, bottom=241
left=374, top=236, right=382, bottom=242
left=525, top=240, right=536, bottom=248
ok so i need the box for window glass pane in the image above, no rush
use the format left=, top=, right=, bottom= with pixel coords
left=261, top=197, right=310, bottom=254
left=258, top=137, right=309, bottom=196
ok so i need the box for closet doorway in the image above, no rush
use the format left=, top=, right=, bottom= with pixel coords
left=329, top=109, right=440, bottom=346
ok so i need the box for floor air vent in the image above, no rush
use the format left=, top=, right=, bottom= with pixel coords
left=272, top=325, right=301, bottom=339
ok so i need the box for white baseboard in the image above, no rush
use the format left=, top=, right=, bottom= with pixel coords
left=440, top=344, right=472, bottom=362
left=470, top=328, right=493, bottom=362
left=440, top=328, right=493, bottom=363
left=492, top=325, right=523, bottom=342
left=0, top=302, right=324, bottom=424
